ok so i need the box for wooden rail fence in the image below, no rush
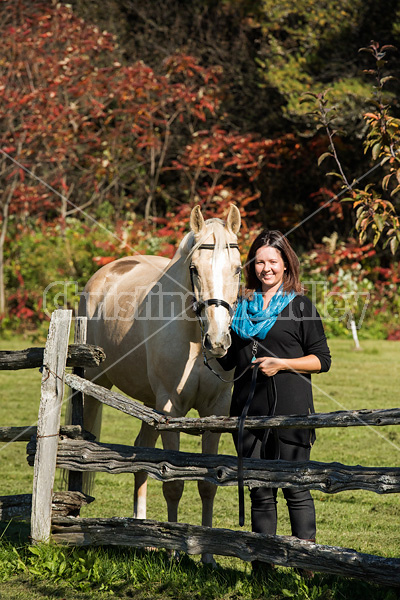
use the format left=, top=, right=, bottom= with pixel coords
left=1, top=309, right=400, bottom=587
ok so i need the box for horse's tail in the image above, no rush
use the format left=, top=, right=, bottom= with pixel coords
left=60, top=367, right=108, bottom=495
left=80, top=378, right=105, bottom=495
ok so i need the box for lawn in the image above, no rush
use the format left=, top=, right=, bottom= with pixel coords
left=0, top=334, right=399, bottom=598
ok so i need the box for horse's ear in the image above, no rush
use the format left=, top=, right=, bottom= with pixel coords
left=190, top=205, right=205, bottom=234
left=226, top=204, right=241, bottom=235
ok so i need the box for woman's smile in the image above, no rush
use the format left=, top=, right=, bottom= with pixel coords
left=254, top=246, right=286, bottom=293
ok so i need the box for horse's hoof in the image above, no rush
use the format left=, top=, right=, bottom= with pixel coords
left=201, top=554, right=217, bottom=568
left=294, top=568, right=315, bottom=580
left=167, top=549, right=181, bottom=562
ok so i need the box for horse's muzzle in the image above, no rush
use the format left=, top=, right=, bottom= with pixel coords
left=204, top=332, right=231, bottom=357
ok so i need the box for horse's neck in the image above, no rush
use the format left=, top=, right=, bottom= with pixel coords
left=161, top=252, right=191, bottom=293
left=155, top=255, right=199, bottom=341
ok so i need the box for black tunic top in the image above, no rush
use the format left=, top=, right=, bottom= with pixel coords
left=217, top=295, right=331, bottom=447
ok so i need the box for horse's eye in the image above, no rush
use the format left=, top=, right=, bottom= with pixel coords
left=235, top=266, right=242, bottom=276
left=190, top=265, right=199, bottom=277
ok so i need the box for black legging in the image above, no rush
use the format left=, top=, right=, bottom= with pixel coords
left=234, top=429, right=316, bottom=540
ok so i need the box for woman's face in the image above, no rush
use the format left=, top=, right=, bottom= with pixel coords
left=254, top=245, right=286, bottom=292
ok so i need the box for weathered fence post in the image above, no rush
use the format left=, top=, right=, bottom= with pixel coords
left=31, top=309, right=72, bottom=544
left=68, top=316, right=87, bottom=493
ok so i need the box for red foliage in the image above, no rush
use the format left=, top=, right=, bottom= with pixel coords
left=0, top=0, right=288, bottom=237
left=159, top=243, right=176, bottom=259
left=310, top=187, right=344, bottom=220
left=0, top=1, right=230, bottom=223
left=309, top=238, right=376, bottom=276
left=7, top=271, right=46, bottom=324
left=0, top=0, right=301, bottom=325
left=387, top=328, right=400, bottom=341
left=93, top=256, right=116, bottom=266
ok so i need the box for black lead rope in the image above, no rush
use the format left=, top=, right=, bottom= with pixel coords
left=260, top=376, right=280, bottom=462
left=203, top=355, right=254, bottom=383
left=237, top=366, right=278, bottom=527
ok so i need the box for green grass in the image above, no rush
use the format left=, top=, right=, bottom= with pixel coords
left=0, top=542, right=398, bottom=600
left=0, top=335, right=399, bottom=598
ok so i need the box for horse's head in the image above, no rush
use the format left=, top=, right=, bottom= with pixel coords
left=188, top=204, right=241, bottom=358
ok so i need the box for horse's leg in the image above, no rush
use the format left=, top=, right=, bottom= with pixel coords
left=197, top=429, right=222, bottom=565
left=133, top=422, right=159, bottom=519
left=198, top=429, right=221, bottom=527
left=197, top=391, right=231, bottom=565
left=160, top=429, right=184, bottom=522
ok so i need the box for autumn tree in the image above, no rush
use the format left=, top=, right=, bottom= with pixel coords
left=0, top=0, right=277, bottom=317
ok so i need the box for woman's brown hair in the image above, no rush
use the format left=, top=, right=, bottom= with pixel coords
left=244, top=230, right=302, bottom=294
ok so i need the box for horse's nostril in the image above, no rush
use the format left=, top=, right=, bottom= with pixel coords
left=204, top=334, right=212, bottom=350
left=224, top=332, right=232, bottom=349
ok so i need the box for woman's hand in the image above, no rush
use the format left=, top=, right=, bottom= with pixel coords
left=253, top=354, right=322, bottom=376
left=253, top=356, right=283, bottom=377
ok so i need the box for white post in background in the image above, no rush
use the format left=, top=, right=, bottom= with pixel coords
left=31, top=309, right=72, bottom=543
left=350, top=318, right=361, bottom=351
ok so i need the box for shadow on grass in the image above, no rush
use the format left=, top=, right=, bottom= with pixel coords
left=0, top=520, right=30, bottom=544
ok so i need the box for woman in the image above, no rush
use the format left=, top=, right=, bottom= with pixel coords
left=217, top=230, right=331, bottom=573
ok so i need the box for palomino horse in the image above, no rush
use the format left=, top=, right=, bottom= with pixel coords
left=78, top=205, right=241, bottom=562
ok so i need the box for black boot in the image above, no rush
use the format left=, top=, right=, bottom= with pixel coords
left=295, top=538, right=315, bottom=579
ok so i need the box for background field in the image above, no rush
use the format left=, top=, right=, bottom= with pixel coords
left=0, top=334, right=399, bottom=566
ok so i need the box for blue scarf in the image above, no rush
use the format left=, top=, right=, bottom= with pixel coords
left=231, top=286, right=296, bottom=340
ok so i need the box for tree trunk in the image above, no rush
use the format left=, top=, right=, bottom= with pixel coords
left=0, top=180, right=17, bottom=316
left=0, top=194, right=10, bottom=315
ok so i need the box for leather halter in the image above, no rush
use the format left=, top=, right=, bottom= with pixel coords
left=189, top=242, right=240, bottom=321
